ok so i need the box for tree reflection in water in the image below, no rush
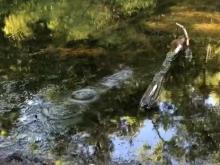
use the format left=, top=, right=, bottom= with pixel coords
left=1, top=0, right=220, bottom=164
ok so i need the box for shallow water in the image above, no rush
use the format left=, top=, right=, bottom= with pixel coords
left=1, top=40, right=220, bottom=164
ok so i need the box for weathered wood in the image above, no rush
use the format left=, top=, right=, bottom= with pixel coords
left=140, top=23, right=191, bottom=110
left=176, top=23, right=190, bottom=46
left=140, top=72, right=165, bottom=109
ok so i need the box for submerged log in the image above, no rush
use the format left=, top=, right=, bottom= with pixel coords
left=139, top=51, right=176, bottom=110
left=140, top=72, right=165, bottom=109
left=140, top=23, right=191, bottom=110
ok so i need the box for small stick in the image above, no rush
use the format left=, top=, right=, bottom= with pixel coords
left=175, top=23, right=190, bottom=46
left=205, top=44, right=212, bottom=63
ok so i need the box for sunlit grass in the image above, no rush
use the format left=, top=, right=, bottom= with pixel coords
left=145, top=21, right=170, bottom=31
left=3, top=14, right=34, bottom=40
left=193, top=23, right=220, bottom=35
left=145, top=6, right=220, bottom=38
left=2, top=0, right=156, bottom=42
left=47, top=1, right=112, bottom=41
left=116, top=0, right=155, bottom=16
left=3, top=0, right=112, bottom=41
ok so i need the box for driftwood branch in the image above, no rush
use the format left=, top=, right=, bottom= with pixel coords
left=205, top=44, right=212, bottom=63
left=176, top=22, right=190, bottom=46
left=140, top=24, right=191, bottom=110
left=171, top=23, right=190, bottom=55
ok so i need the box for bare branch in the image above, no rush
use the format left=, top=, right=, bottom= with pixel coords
left=176, top=22, right=190, bottom=46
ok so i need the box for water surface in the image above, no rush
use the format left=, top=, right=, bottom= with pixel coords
left=1, top=1, right=220, bottom=165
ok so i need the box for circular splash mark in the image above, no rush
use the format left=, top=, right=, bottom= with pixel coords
left=71, top=88, right=98, bottom=103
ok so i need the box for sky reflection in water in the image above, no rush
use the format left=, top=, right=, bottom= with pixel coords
left=111, top=119, right=176, bottom=161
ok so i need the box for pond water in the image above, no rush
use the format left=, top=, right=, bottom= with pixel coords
left=1, top=1, right=220, bottom=165
left=1, top=36, right=220, bottom=164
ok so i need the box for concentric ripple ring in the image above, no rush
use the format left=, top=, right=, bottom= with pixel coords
left=71, top=88, right=98, bottom=103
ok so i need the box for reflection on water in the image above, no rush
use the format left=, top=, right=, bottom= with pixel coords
left=1, top=5, right=220, bottom=164
left=100, top=68, right=133, bottom=88
left=71, top=88, right=98, bottom=103
left=205, top=92, right=220, bottom=107
left=0, top=68, right=135, bottom=160
left=111, top=119, right=176, bottom=162
left=70, top=68, right=133, bottom=104
left=1, top=43, right=220, bottom=164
